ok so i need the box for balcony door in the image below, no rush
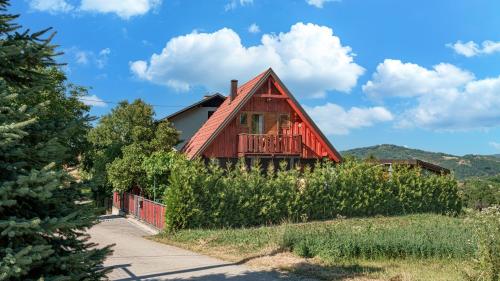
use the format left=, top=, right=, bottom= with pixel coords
left=251, top=113, right=264, bottom=134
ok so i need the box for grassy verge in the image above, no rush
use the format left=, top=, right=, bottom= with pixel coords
left=153, top=214, right=475, bottom=280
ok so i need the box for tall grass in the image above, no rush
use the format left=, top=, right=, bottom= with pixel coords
left=464, top=206, right=500, bottom=281
left=281, top=215, right=475, bottom=260
left=161, top=214, right=476, bottom=261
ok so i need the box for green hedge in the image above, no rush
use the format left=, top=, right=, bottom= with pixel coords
left=164, top=155, right=462, bottom=231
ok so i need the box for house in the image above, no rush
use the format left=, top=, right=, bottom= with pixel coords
left=375, top=159, right=450, bottom=175
left=181, top=68, right=342, bottom=167
left=163, top=93, right=226, bottom=149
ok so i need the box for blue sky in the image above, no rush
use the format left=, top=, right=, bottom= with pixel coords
left=10, top=0, right=500, bottom=155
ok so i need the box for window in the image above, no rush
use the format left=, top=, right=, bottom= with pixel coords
left=251, top=114, right=264, bottom=134
left=279, top=113, right=290, bottom=128
left=239, top=113, right=248, bottom=126
left=208, top=111, right=215, bottom=119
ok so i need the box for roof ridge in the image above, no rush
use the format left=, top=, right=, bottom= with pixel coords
left=182, top=69, right=271, bottom=159
left=182, top=67, right=341, bottom=162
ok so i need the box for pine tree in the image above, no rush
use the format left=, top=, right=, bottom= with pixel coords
left=0, top=0, right=111, bottom=280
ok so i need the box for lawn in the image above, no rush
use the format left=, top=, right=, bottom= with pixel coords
left=154, top=214, right=477, bottom=280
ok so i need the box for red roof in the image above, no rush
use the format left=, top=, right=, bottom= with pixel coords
left=182, top=69, right=269, bottom=159
left=182, top=68, right=342, bottom=161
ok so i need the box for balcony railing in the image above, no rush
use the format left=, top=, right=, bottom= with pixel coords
left=237, top=134, right=302, bottom=156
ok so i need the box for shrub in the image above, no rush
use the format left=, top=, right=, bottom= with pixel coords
left=461, top=177, right=500, bottom=210
left=164, top=155, right=462, bottom=231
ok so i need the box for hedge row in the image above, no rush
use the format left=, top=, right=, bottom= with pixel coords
left=164, top=156, right=461, bottom=231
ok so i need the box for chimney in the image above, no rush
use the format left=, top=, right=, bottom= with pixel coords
left=230, top=79, right=238, bottom=101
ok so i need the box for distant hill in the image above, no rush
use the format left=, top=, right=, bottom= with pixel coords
left=341, top=144, right=500, bottom=180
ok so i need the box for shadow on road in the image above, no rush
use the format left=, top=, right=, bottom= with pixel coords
left=106, top=260, right=381, bottom=281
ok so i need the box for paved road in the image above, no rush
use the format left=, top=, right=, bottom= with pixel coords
left=89, top=216, right=300, bottom=281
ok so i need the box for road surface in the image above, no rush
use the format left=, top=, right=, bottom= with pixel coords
left=89, top=215, right=303, bottom=281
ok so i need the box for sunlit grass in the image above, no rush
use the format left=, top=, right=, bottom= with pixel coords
left=154, top=214, right=475, bottom=280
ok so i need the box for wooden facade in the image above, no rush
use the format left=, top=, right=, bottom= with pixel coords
left=203, top=77, right=329, bottom=159
left=182, top=68, right=342, bottom=162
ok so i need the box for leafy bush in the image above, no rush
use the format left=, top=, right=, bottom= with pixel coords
left=164, top=155, right=462, bottom=231
left=461, top=177, right=500, bottom=210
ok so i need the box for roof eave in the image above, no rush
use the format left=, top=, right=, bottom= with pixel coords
left=163, top=93, right=226, bottom=121
left=268, top=69, right=343, bottom=162
left=191, top=70, right=273, bottom=159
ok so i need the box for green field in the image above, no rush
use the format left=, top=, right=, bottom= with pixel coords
left=154, top=214, right=478, bottom=280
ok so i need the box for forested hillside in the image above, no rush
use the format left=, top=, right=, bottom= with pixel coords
left=342, top=144, right=500, bottom=180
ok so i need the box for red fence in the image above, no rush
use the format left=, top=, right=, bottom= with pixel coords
left=113, top=192, right=166, bottom=230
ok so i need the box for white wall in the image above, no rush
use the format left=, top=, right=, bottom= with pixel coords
left=171, top=107, right=218, bottom=149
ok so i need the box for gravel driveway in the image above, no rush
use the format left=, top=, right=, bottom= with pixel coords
left=88, top=215, right=302, bottom=281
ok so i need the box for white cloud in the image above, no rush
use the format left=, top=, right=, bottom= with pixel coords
left=96, top=48, right=111, bottom=68
left=248, top=23, right=260, bottom=34
left=79, top=95, right=107, bottom=107
left=69, top=47, right=111, bottom=69
left=79, top=0, right=162, bottom=19
left=446, top=41, right=479, bottom=57
left=130, top=22, right=364, bottom=98
left=304, top=103, right=393, bottom=135
left=482, top=40, right=500, bottom=54
left=99, top=48, right=111, bottom=56
left=364, top=59, right=500, bottom=130
left=490, top=141, right=500, bottom=150
left=306, top=0, right=340, bottom=8
left=447, top=40, right=500, bottom=57
left=29, top=0, right=74, bottom=14
left=75, top=51, right=89, bottom=65
left=363, top=59, right=474, bottom=98
left=224, top=1, right=237, bottom=11
left=225, top=0, right=253, bottom=11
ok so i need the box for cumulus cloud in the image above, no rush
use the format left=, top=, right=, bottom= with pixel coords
left=363, top=59, right=500, bottom=130
left=29, top=0, right=74, bottom=14
left=248, top=23, right=260, bottom=34
left=130, top=22, right=364, bottom=98
left=447, top=40, right=500, bottom=57
left=79, top=0, right=162, bottom=19
left=306, top=0, right=340, bottom=8
left=79, top=94, right=107, bottom=107
left=304, top=103, right=393, bottom=135
left=30, top=0, right=161, bottom=18
left=363, top=59, right=474, bottom=98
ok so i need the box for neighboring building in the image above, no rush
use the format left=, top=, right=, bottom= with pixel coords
left=163, top=93, right=226, bottom=149
left=181, top=68, right=342, bottom=166
left=375, top=159, right=450, bottom=175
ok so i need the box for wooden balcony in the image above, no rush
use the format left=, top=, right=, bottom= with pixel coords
left=237, top=134, right=302, bottom=157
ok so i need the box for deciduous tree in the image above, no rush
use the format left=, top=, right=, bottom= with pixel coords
left=85, top=99, right=179, bottom=199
